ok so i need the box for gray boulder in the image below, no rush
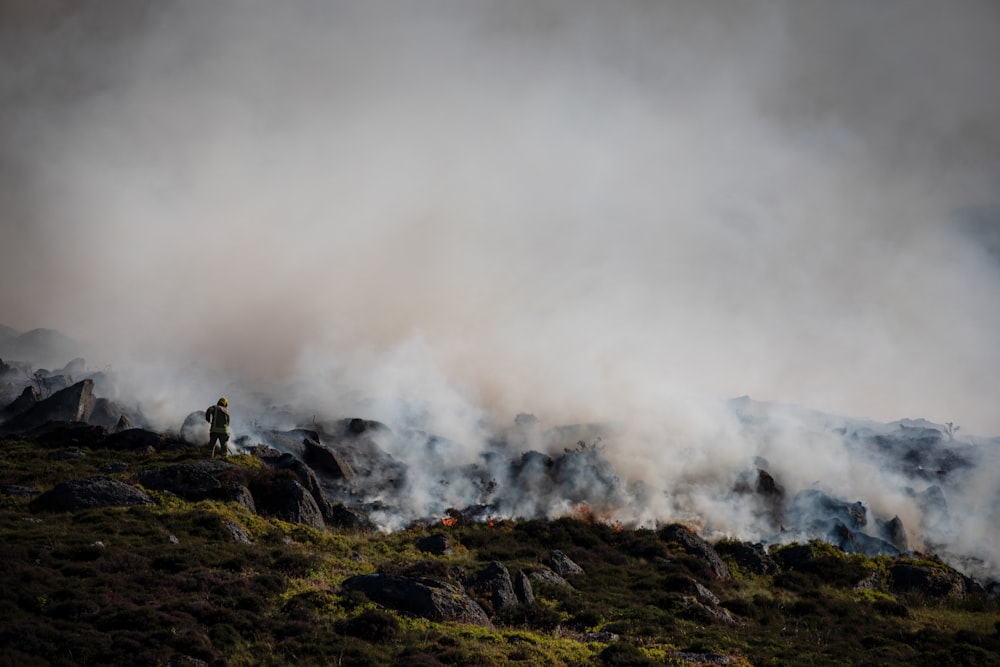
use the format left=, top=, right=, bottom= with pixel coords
left=30, top=476, right=153, bottom=511
left=890, top=562, right=972, bottom=599
left=550, top=549, right=584, bottom=576
left=260, top=478, right=325, bottom=530
left=342, top=573, right=491, bottom=627
left=659, top=524, right=732, bottom=580
left=225, top=485, right=257, bottom=514
left=514, top=570, right=535, bottom=604
left=1, top=385, right=39, bottom=419
left=529, top=569, right=572, bottom=588
left=303, top=438, right=357, bottom=483
left=103, top=428, right=167, bottom=451
left=89, top=397, right=133, bottom=430
left=725, top=542, right=778, bottom=575
left=180, top=410, right=209, bottom=444
left=136, top=462, right=233, bottom=500
left=223, top=520, right=254, bottom=545
left=472, top=561, right=518, bottom=612
left=416, top=533, right=453, bottom=555
left=24, top=421, right=107, bottom=448
left=1, top=379, right=96, bottom=433
left=773, top=544, right=815, bottom=571
left=830, top=520, right=900, bottom=556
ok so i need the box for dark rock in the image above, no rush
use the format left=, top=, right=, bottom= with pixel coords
left=325, top=503, right=375, bottom=531
left=100, top=462, right=129, bottom=474
left=303, top=438, right=357, bottom=483
left=665, top=575, right=722, bottom=606
left=112, top=415, right=132, bottom=433
left=890, top=562, right=969, bottom=599
left=89, top=398, right=132, bottom=430
left=676, top=596, right=740, bottom=626
left=260, top=451, right=336, bottom=525
left=180, top=411, right=209, bottom=444
left=224, top=485, right=257, bottom=514
left=1, top=385, right=39, bottom=419
left=263, top=478, right=325, bottom=530
left=854, top=569, right=888, bottom=591
left=878, top=516, right=909, bottom=553
left=30, top=476, right=153, bottom=511
left=346, top=418, right=390, bottom=436
left=341, top=573, right=491, bottom=626
left=830, top=520, right=900, bottom=557
left=0, top=484, right=40, bottom=497
left=514, top=570, right=535, bottom=604
left=528, top=569, right=571, bottom=588
left=787, top=489, right=867, bottom=534
left=473, top=561, right=518, bottom=611
left=223, top=520, right=254, bottom=545
left=25, top=421, right=108, bottom=448
left=727, top=542, right=778, bottom=575
left=659, top=524, right=732, bottom=580
left=550, top=549, right=585, bottom=576
left=136, top=462, right=232, bottom=501
left=416, top=533, right=453, bottom=555
left=1, top=380, right=96, bottom=433
left=773, top=544, right=815, bottom=571
left=104, top=428, right=167, bottom=451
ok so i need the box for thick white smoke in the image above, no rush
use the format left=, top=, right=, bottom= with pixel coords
left=2, top=1, right=999, bottom=575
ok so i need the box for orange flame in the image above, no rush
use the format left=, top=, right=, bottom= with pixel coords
left=572, top=503, right=623, bottom=531
left=441, top=516, right=459, bottom=527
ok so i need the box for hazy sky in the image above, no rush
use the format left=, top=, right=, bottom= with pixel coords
left=2, top=0, right=999, bottom=435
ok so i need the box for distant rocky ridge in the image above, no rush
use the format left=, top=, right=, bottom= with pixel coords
left=0, top=325, right=82, bottom=370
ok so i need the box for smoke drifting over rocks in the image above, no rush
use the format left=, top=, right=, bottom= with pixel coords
left=2, top=3, right=999, bottom=576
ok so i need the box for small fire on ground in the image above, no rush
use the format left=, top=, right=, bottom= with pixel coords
left=438, top=504, right=622, bottom=530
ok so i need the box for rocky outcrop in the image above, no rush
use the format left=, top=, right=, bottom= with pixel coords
left=830, top=520, right=900, bottom=556
left=471, top=561, right=518, bottom=612
left=1, top=385, right=39, bottom=420
left=773, top=544, right=815, bottom=571
left=341, top=573, right=491, bottom=627
left=550, top=549, right=584, bottom=576
left=223, top=520, right=254, bottom=545
left=179, top=411, right=209, bottom=444
left=529, top=568, right=572, bottom=588
left=416, top=533, right=453, bottom=555
left=136, top=462, right=234, bottom=501
left=103, top=428, right=168, bottom=451
left=303, top=438, right=356, bottom=483
left=261, top=478, right=325, bottom=531
left=88, top=397, right=135, bottom=430
left=889, top=561, right=972, bottom=599
left=659, top=524, right=732, bottom=580
left=23, top=421, right=108, bottom=448
left=514, top=570, right=535, bottom=604
left=1, top=380, right=96, bottom=433
left=30, top=476, right=153, bottom=511
left=721, top=541, right=778, bottom=575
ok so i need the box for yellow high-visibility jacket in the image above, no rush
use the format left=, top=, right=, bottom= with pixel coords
left=206, top=405, right=230, bottom=435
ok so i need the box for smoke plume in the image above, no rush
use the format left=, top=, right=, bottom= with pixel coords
left=2, top=1, right=999, bottom=574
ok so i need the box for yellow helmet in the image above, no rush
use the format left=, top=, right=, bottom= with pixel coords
left=218, top=397, right=228, bottom=407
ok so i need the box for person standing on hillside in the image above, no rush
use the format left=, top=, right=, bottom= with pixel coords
left=206, top=397, right=230, bottom=459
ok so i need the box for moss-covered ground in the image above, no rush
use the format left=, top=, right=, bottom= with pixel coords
left=1, top=436, right=998, bottom=666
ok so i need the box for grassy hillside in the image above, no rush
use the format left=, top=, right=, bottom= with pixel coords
left=1, top=435, right=998, bottom=667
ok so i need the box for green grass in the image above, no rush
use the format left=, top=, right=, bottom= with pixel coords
left=1, top=435, right=998, bottom=666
